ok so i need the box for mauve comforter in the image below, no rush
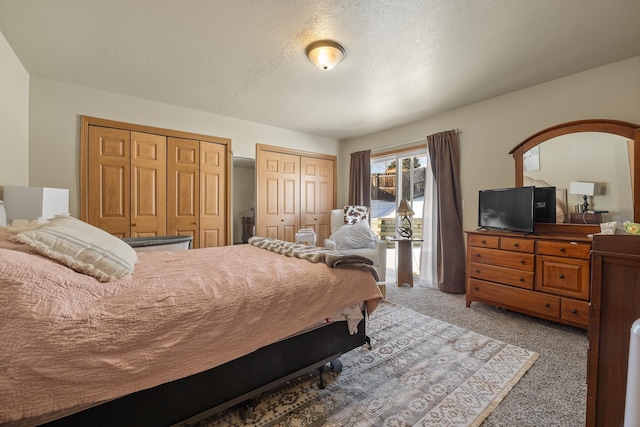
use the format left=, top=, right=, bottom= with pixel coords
left=0, top=241, right=381, bottom=424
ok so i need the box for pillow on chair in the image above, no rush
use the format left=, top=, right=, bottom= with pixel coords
left=344, top=205, right=369, bottom=224
left=330, top=220, right=377, bottom=250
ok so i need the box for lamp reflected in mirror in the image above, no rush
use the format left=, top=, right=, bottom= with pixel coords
left=569, top=181, right=602, bottom=213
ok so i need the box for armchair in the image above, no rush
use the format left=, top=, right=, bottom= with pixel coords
left=324, top=208, right=387, bottom=283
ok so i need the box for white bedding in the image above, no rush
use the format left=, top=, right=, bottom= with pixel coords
left=0, top=236, right=382, bottom=425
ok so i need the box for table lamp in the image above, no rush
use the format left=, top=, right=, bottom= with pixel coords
left=569, top=182, right=602, bottom=213
left=396, top=199, right=415, bottom=238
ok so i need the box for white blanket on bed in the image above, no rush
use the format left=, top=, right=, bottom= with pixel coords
left=0, top=239, right=382, bottom=424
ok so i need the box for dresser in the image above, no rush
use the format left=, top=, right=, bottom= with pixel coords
left=465, top=229, right=594, bottom=328
left=587, top=234, right=640, bottom=427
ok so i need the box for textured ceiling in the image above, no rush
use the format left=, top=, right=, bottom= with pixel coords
left=1, top=0, right=640, bottom=140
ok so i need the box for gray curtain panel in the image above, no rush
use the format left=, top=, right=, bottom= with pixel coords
left=427, top=130, right=466, bottom=293
left=348, top=150, right=371, bottom=207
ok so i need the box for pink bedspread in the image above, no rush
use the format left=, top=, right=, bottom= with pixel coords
left=0, top=242, right=381, bottom=424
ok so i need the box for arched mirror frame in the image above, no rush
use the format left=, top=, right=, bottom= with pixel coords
left=509, top=119, right=640, bottom=229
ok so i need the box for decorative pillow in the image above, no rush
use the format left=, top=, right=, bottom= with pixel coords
left=330, top=220, right=377, bottom=250
left=12, top=215, right=137, bottom=282
left=344, top=205, right=369, bottom=225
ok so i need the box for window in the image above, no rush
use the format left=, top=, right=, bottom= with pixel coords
left=370, top=148, right=427, bottom=276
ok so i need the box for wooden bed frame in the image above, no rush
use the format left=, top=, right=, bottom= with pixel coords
left=42, top=318, right=369, bottom=427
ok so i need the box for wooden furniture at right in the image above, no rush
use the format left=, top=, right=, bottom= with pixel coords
left=256, top=144, right=336, bottom=244
left=587, top=234, right=640, bottom=427
left=466, top=227, right=596, bottom=329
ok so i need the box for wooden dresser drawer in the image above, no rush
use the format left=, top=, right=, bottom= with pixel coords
left=535, top=255, right=590, bottom=300
left=468, top=278, right=560, bottom=318
left=468, top=234, right=499, bottom=249
left=499, top=237, right=535, bottom=253
left=469, top=262, right=534, bottom=289
left=469, top=247, right=535, bottom=271
left=537, top=240, right=591, bottom=259
left=560, top=298, right=589, bottom=327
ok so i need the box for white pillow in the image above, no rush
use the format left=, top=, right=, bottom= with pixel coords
left=330, top=220, right=377, bottom=250
left=12, top=215, right=137, bottom=282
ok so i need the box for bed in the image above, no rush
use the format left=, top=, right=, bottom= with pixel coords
left=0, top=217, right=382, bottom=426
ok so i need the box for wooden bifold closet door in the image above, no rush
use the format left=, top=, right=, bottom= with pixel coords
left=82, top=116, right=230, bottom=248
left=167, top=137, right=226, bottom=248
left=256, top=144, right=335, bottom=244
left=87, top=126, right=166, bottom=239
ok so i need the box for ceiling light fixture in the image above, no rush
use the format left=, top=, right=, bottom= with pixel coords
left=305, top=40, right=345, bottom=70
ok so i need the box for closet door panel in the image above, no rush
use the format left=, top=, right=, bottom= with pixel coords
left=300, top=156, right=334, bottom=244
left=200, top=141, right=227, bottom=247
left=257, top=150, right=299, bottom=241
left=131, top=131, right=166, bottom=237
left=168, top=137, right=200, bottom=248
left=88, top=126, right=131, bottom=238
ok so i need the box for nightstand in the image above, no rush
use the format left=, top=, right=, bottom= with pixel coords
left=391, top=239, right=422, bottom=287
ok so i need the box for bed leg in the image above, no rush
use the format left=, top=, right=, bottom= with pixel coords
left=365, top=335, right=372, bottom=350
left=240, top=398, right=259, bottom=422
left=318, top=364, right=327, bottom=389
left=330, top=358, right=342, bottom=373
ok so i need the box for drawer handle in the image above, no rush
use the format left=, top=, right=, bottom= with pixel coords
left=519, top=259, right=525, bottom=264
left=519, top=277, right=525, bottom=282
left=571, top=309, right=578, bottom=314
left=559, top=247, right=566, bottom=252
left=475, top=253, right=481, bottom=257
left=513, top=242, right=519, bottom=247
left=474, top=286, right=479, bottom=291
left=481, top=239, right=486, bottom=244
left=476, top=269, right=481, bottom=273
left=544, top=303, right=551, bottom=308
left=559, top=274, right=564, bottom=279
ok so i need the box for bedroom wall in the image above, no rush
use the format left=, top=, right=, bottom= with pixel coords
left=0, top=30, right=29, bottom=191
left=27, top=77, right=339, bottom=217
left=340, top=55, right=640, bottom=233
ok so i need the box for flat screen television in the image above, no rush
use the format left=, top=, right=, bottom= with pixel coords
left=478, top=186, right=535, bottom=233
left=534, top=186, right=557, bottom=224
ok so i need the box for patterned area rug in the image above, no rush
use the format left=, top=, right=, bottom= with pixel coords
left=198, top=302, right=539, bottom=427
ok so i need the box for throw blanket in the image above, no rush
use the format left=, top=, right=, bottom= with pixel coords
left=249, top=236, right=379, bottom=282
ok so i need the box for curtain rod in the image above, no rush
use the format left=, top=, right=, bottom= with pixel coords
left=371, top=128, right=460, bottom=153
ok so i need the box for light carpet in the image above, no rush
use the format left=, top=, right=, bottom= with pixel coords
left=199, top=302, right=539, bottom=426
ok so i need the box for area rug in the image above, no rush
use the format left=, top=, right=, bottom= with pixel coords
left=198, top=302, right=539, bottom=427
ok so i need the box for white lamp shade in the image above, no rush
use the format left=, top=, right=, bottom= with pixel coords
left=3, top=186, right=69, bottom=222
left=569, top=181, right=601, bottom=196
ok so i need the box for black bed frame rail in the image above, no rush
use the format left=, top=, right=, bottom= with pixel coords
left=42, top=319, right=367, bottom=427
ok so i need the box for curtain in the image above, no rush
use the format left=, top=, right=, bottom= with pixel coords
left=348, top=150, right=371, bottom=207
left=418, top=158, right=438, bottom=287
left=427, top=130, right=466, bottom=293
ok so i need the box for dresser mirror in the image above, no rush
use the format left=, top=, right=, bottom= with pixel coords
left=510, top=119, right=640, bottom=226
